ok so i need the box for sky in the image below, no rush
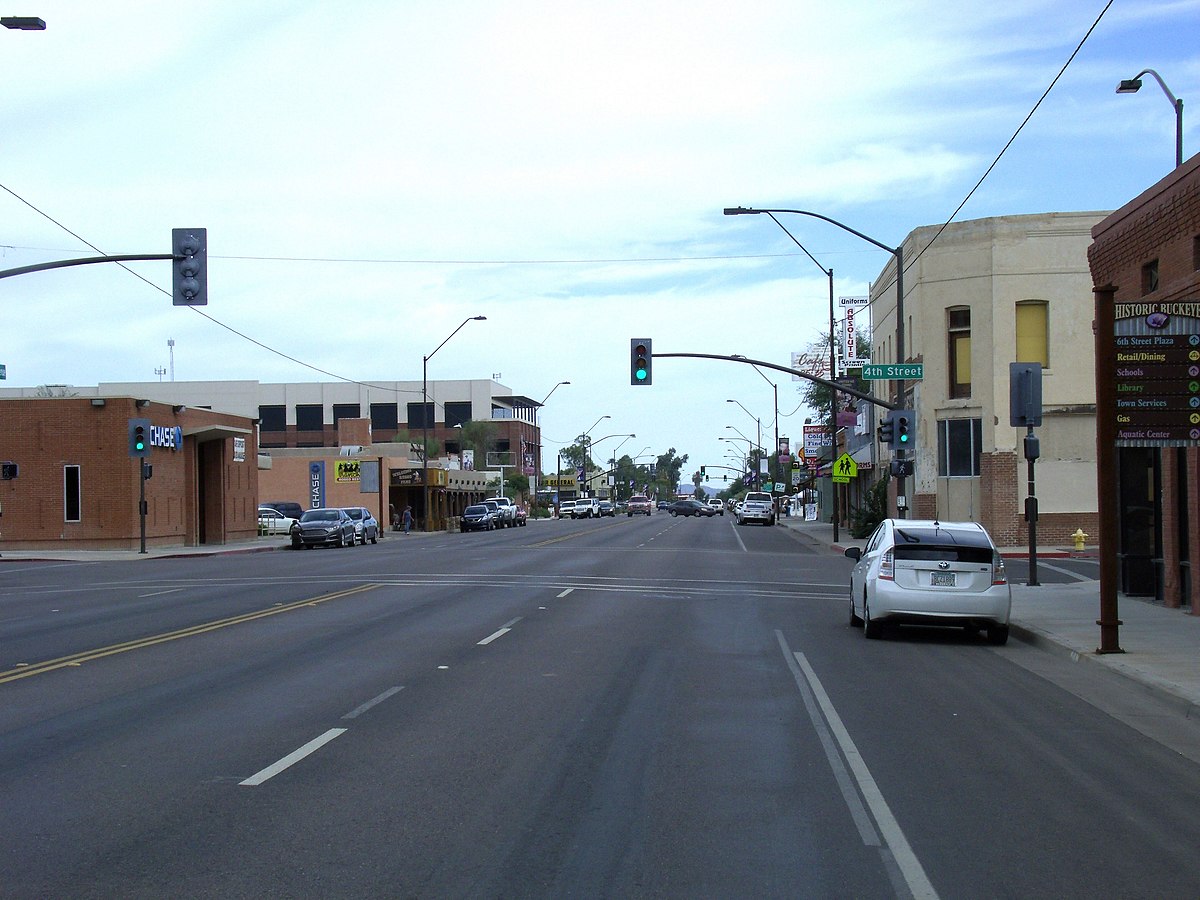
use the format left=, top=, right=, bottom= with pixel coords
left=1, top=0, right=1197, bottom=486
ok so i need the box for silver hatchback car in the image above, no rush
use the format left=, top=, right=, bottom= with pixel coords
left=845, top=519, right=1011, bottom=644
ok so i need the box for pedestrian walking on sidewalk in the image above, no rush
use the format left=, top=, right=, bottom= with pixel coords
left=402, top=506, right=413, bottom=535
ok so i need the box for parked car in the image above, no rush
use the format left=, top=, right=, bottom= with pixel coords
left=485, top=496, right=518, bottom=527
left=291, top=508, right=357, bottom=548
left=460, top=504, right=496, bottom=531
left=598, top=500, right=616, bottom=517
left=558, top=500, right=577, bottom=519
left=845, top=519, right=1012, bottom=644
left=706, top=499, right=725, bottom=516
left=262, top=500, right=304, bottom=521
left=574, top=498, right=601, bottom=519
left=257, top=506, right=297, bottom=535
left=668, top=499, right=711, bottom=517
left=627, top=495, right=652, bottom=516
left=342, top=506, right=379, bottom=544
left=737, top=491, right=776, bottom=526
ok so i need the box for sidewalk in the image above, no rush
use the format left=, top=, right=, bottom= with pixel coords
left=780, top=516, right=1200, bottom=717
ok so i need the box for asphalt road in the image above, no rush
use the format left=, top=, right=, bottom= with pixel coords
left=1, top=516, right=1197, bottom=898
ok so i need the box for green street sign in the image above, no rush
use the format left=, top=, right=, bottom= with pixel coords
left=862, top=363, right=923, bottom=380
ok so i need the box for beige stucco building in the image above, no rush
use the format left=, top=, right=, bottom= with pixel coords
left=866, top=211, right=1107, bottom=545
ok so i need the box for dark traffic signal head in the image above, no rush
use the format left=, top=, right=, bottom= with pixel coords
left=894, top=409, right=914, bottom=448
left=172, top=228, right=207, bottom=306
left=877, top=412, right=895, bottom=444
left=128, top=418, right=150, bottom=458
left=630, top=338, right=652, bottom=385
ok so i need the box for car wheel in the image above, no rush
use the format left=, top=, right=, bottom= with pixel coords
left=863, top=597, right=883, bottom=639
left=370, top=532, right=378, bottom=544
left=986, top=625, right=1010, bottom=646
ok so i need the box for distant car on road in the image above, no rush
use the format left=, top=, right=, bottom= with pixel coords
left=737, top=491, right=775, bottom=526
left=845, top=519, right=1012, bottom=644
left=558, top=500, right=576, bottom=519
left=342, top=506, right=379, bottom=544
left=627, top=495, right=652, bottom=516
left=668, top=499, right=712, bottom=517
left=706, top=499, right=725, bottom=516
left=598, top=500, right=616, bottom=517
left=291, top=508, right=357, bottom=548
left=574, top=498, right=601, bottom=519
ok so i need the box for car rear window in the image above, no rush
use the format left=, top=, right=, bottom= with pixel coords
left=745, top=492, right=772, bottom=502
left=894, top=545, right=994, bottom=564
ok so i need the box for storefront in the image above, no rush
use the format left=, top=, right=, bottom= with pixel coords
left=0, top=397, right=258, bottom=550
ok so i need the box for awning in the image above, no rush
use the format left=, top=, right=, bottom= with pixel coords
left=183, top=424, right=253, bottom=443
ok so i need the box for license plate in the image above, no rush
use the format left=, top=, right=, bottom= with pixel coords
left=931, top=571, right=956, bottom=587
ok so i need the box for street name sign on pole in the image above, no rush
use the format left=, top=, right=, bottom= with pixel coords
left=862, top=363, right=924, bottom=380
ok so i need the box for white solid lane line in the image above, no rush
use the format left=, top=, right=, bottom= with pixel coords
left=240, top=728, right=347, bottom=786
left=557, top=588, right=574, bottom=598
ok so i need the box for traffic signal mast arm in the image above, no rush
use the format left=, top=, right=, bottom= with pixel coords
left=650, top=351, right=900, bottom=411
left=0, top=253, right=173, bottom=280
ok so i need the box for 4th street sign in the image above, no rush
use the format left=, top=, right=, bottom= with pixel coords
left=862, top=363, right=923, bottom=380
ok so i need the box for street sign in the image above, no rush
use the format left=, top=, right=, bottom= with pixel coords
left=831, top=452, right=858, bottom=483
left=862, top=363, right=924, bottom=380
left=0, top=363, right=6, bottom=379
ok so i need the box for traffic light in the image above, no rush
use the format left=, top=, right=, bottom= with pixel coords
left=630, top=338, right=652, bottom=385
left=894, top=409, right=915, bottom=448
left=128, top=418, right=150, bottom=458
left=172, top=227, right=207, bottom=306
left=877, top=412, right=895, bottom=444
left=700, top=465, right=706, bottom=477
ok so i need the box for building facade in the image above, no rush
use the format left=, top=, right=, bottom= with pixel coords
left=866, top=211, right=1107, bottom=545
left=1088, top=153, right=1199, bottom=609
left=0, top=397, right=257, bottom=550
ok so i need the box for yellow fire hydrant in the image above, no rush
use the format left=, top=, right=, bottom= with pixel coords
left=1072, top=528, right=1088, bottom=552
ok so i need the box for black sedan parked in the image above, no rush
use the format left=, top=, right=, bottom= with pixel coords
left=667, top=499, right=714, bottom=517
left=291, top=508, right=358, bottom=548
left=461, top=504, right=496, bottom=532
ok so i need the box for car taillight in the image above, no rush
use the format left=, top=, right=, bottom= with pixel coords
left=992, top=551, right=1008, bottom=585
left=879, top=550, right=894, bottom=580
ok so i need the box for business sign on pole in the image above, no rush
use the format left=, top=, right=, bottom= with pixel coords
left=309, top=461, right=326, bottom=508
left=838, top=295, right=869, bottom=308
left=791, top=350, right=830, bottom=382
left=803, top=424, right=831, bottom=455
left=1110, top=302, right=1200, bottom=446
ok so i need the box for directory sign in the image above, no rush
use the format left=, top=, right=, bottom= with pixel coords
left=1111, top=301, right=1200, bottom=447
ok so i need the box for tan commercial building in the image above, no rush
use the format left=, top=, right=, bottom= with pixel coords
left=866, top=211, right=1107, bottom=545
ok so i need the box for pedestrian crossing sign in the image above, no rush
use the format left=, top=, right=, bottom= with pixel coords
left=832, top=452, right=858, bottom=483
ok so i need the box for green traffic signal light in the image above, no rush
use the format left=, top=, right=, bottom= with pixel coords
left=630, top=338, right=652, bottom=385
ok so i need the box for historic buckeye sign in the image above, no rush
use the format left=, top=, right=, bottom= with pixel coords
left=1111, top=300, right=1200, bottom=447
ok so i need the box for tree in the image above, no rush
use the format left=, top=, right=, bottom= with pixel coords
left=796, top=330, right=872, bottom=433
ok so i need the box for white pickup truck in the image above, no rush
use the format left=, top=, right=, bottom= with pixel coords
left=736, top=491, right=776, bottom=526
left=485, top=496, right=518, bottom=527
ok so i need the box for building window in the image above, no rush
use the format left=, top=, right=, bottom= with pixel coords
left=1141, top=259, right=1159, bottom=294
left=1193, top=235, right=1200, bottom=272
left=332, top=403, right=361, bottom=424
left=295, top=404, right=324, bottom=431
left=444, top=401, right=472, bottom=428
left=406, top=402, right=434, bottom=429
left=258, top=405, right=286, bottom=432
left=937, top=418, right=983, bottom=477
left=1015, top=300, right=1049, bottom=367
left=64, top=465, right=81, bottom=522
left=947, top=307, right=971, bottom=399
left=370, top=403, right=398, bottom=431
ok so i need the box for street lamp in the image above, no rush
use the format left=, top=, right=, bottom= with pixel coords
left=422, top=315, right=486, bottom=531
left=725, top=205, right=906, bottom=522
left=575, top=414, right=611, bottom=498
left=533, top=381, right=570, bottom=498
left=1117, top=68, right=1185, bottom=169
left=1, top=16, right=45, bottom=29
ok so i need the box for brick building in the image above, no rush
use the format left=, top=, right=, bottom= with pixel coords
left=1088, top=152, right=1199, bottom=609
left=0, top=397, right=258, bottom=550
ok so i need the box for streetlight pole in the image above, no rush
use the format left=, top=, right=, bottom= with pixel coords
left=422, top=315, right=486, bottom=531
left=577, top=414, right=611, bottom=498
left=534, top=381, right=570, bottom=503
left=725, top=206, right=905, bottom=521
left=1117, top=69, right=1185, bottom=169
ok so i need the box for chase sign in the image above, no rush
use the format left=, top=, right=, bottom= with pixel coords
left=149, top=424, right=184, bottom=451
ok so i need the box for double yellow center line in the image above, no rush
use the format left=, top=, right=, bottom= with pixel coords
left=0, top=583, right=379, bottom=685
